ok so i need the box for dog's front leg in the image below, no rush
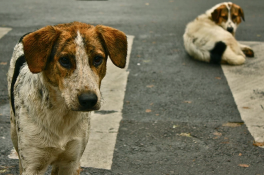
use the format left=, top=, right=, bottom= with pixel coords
left=18, top=147, right=52, bottom=175
left=51, top=164, right=81, bottom=175
left=51, top=165, right=59, bottom=175
left=239, top=43, right=254, bottom=57
left=54, top=140, right=85, bottom=175
left=55, top=162, right=81, bottom=175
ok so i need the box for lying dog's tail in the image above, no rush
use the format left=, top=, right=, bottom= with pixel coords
left=209, top=41, right=227, bottom=64
left=183, top=33, right=227, bottom=64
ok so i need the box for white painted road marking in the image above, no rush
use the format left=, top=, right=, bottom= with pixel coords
left=0, top=27, right=12, bottom=39
left=80, top=35, right=134, bottom=169
left=0, top=27, right=13, bottom=158
left=222, top=41, right=264, bottom=148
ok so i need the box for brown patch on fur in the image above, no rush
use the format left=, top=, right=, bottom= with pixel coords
left=23, top=22, right=127, bottom=90
left=211, top=5, right=228, bottom=24
left=22, top=26, right=60, bottom=73
left=96, top=25, right=127, bottom=68
left=231, top=4, right=245, bottom=24
left=78, top=26, right=108, bottom=87
left=242, top=47, right=254, bottom=57
left=43, top=28, right=77, bottom=90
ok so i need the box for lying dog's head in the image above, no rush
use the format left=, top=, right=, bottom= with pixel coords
left=22, top=22, right=127, bottom=111
left=208, top=2, right=244, bottom=35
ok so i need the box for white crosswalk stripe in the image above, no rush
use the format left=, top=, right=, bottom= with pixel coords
left=0, top=27, right=12, bottom=39
left=222, top=41, right=264, bottom=148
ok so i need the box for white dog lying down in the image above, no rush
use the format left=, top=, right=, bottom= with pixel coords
left=183, top=2, right=254, bottom=65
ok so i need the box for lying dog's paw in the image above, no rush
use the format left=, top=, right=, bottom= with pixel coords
left=242, top=47, right=254, bottom=57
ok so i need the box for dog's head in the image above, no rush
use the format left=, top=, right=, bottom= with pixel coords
left=22, top=22, right=127, bottom=111
left=209, top=2, right=244, bottom=35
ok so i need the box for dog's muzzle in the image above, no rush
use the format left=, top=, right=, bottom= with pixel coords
left=78, top=92, right=98, bottom=110
left=227, top=27, right=234, bottom=34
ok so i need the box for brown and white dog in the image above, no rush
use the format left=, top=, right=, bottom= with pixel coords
left=183, top=2, right=254, bottom=65
left=7, top=22, right=127, bottom=175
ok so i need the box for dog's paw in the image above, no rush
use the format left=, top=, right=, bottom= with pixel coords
left=242, top=47, right=254, bottom=57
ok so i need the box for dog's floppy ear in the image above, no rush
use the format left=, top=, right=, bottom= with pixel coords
left=238, top=6, right=245, bottom=21
left=211, top=5, right=227, bottom=24
left=96, top=25, right=127, bottom=68
left=231, top=4, right=245, bottom=22
left=211, top=7, right=222, bottom=23
left=22, top=26, right=60, bottom=73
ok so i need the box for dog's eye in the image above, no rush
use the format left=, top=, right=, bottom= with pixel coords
left=222, top=16, right=228, bottom=20
left=93, top=56, right=103, bottom=67
left=232, top=15, right=237, bottom=20
left=59, top=57, right=71, bottom=68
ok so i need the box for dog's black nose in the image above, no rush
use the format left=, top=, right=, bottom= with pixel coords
left=227, top=27, right=233, bottom=34
left=78, top=92, right=98, bottom=109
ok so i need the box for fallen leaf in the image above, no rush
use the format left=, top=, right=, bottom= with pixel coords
left=215, top=77, right=221, bottom=80
left=145, top=109, right=152, bottom=113
left=146, top=85, right=154, bottom=88
left=152, top=41, right=156, bottom=44
left=242, top=107, right=250, bottom=109
left=184, top=101, right=192, bottom=104
left=178, top=133, right=191, bottom=137
left=145, top=3, right=149, bottom=5
left=239, top=164, right=249, bottom=168
left=0, top=170, right=7, bottom=173
left=143, top=60, right=151, bottom=63
left=0, top=166, right=9, bottom=173
left=222, top=122, right=244, bottom=127
left=213, top=131, right=222, bottom=136
left=150, top=103, right=153, bottom=106
left=0, top=62, right=7, bottom=65
left=239, top=153, right=242, bottom=156
left=155, top=114, right=159, bottom=116
left=173, top=125, right=178, bottom=128
left=253, top=141, right=264, bottom=147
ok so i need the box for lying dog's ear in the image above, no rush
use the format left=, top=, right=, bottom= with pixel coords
left=231, top=4, right=245, bottom=22
left=211, top=7, right=222, bottom=24
left=96, top=25, right=127, bottom=68
left=238, top=6, right=245, bottom=21
left=22, top=26, right=60, bottom=73
left=211, top=5, right=227, bottom=24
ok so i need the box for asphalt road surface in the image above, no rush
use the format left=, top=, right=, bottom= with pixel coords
left=0, top=0, right=264, bottom=175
